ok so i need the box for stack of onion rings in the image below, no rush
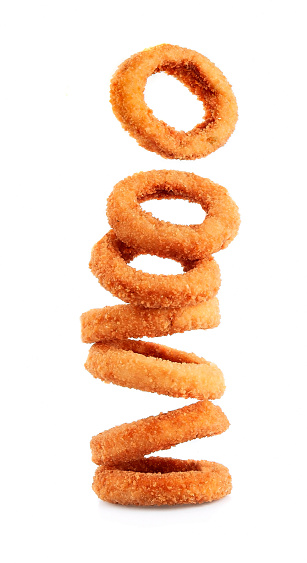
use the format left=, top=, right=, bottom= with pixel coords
left=81, top=45, right=239, bottom=506
left=81, top=169, right=239, bottom=505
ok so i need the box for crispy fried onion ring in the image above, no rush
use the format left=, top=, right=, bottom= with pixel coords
left=110, top=44, right=238, bottom=160
left=91, top=400, right=229, bottom=466
left=85, top=339, right=225, bottom=400
left=93, top=458, right=232, bottom=506
left=81, top=298, right=220, bottom=343
left=89, top=230, right=220, bottom=308
left=107, top=170, right=240, bottom=261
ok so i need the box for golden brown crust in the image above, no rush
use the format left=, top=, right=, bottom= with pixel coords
left=91, top=400, right=229, bottom=465
left=89, top=230, right=221, bottom=308
left=107, top=170, right=240, bottom=261
left=85, top=339, right=225, bottom=400
left=81, top=298, right=220, bottom=343
left=93, top=457, right=232, bottom=505
left=110, top=44, right=238, bottom=160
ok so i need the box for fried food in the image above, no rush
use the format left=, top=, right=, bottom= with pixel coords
left=93, top=458, right=232, bottom=506
left=82, top=45, right=240, bottom=506
left=83, top=182, right=236, bottom=504
left=81, top=298, right=220, bottom=342
left=91, top=400, right=229, bottom=466
left=89, top=230, right=221, bottom=308
left=110, top=44, right=238, bottom=160
left=107, top=170, right=240, bottom=261
left=85, top=339, right=225, bottom=400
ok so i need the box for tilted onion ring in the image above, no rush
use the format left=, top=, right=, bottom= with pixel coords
left=110, top=44, right=238, bottom=160
left=107, top=170, right=240, bottom=261
left=85, top=339, right=225, bottom=400
left=80, top=298, right=220, bottom=343
left=89, top=230, right=221, bottom=308
left=91, top=400, right=229, bottom=466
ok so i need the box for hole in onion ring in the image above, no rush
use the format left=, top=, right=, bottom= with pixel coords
left=113, top=465, right=200, bottom=474
left=145, top=72, right=205, bottom=132
left=130, top=254, right=183, bottom=275
left=141, top=198, right=206, bottom=226
left=101, top=458, right=209, bottom=474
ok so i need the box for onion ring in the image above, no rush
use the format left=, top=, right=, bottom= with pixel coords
left=85, top=339, right=225, bottom=400
left=91, top=400, right=229, bottom=466
left=93, top=458, right=232, bottom=506
left=89, top=230, right=221, bottom=308
left=110, top=44, right=238, bottom=160
left=81, top=298, right=220, bottom=343
left=107, top=170, right=240, bottom=260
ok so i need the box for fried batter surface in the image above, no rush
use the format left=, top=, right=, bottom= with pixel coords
left=93, top=458, right=232, bottom=506
left=81, top=298, right=220, bottom=342
left=107, top=170, right=240, bottom=261
left=110, top=44, right=238, bottom=160
left=85, top=339, right=225, bottom=400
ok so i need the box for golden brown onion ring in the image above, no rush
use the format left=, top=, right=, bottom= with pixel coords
left=89, top=230, right=221, bottom=308
left=107, top=170, right=240, bottom=261
left=91, top=400, right=229, bottom=466
left=110, top=44, right=238, bottom=160
left=85, top=339, right=225, bottom=400
left=93, top=457, right=232, bottom=506
left=80, top=298, right=220, bottom=343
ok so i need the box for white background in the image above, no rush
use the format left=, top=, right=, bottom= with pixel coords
left=1, top=1, right=306, bottom=562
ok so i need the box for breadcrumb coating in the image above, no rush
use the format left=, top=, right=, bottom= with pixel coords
left=91, top=400, right=229, bottom=466
left=107, top=170, right=240, bottom=261
left=93, top=458, right=232, bottom=506
left=89, top=230, right=221, bottom=308
left=110, top=44, right=238, bottom=160
left=81, top=298, right=220, bottom=343
left=85, top=339, right=225, bottom=400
